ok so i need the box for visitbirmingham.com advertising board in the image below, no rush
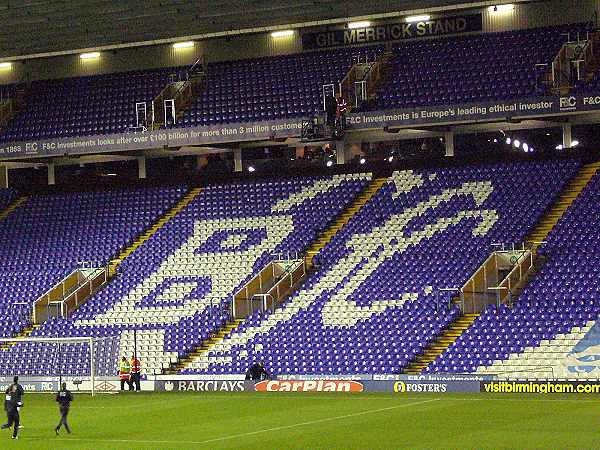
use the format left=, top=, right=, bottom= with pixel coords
left=0, top=94, right=598, bottom=161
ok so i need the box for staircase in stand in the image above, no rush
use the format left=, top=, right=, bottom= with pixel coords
left=150, top=58, right=208, bottom=129
left=540, top=31, right=600, bottom=95
left=526, top=161, right=600, bottom=244
left=0, top=83, right=28, bottom=129
left=0, top=195, right=28, bottom=223
left=305, top=177, right=388, bottom=265
left=165, top=319, right=244, bottom=374
left=0, top=324, right=40, bottom=351
left=404, top=311, right=479, bottom=374
left=340, top=51, right=394, bottom=111
left=110, top=187, right=203, bottom=274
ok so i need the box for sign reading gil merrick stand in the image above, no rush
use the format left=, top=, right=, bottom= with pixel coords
left=302, top=14, right=483, bottom=50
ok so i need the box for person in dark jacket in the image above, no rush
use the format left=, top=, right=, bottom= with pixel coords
left=245, top=361, right=271, bottom=381
left=1, top=376, right=24, bottom=440
left=55, top=382, right=73, bottom=435
left=325, top=94, right=337, bottom=127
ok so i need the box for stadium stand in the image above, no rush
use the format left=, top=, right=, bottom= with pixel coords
left=0, top=23, right=595, bottom=144
left=180, top=159, right=580, bottom=375
left=2, top=1, right=600, bottom=386
left=0, top=174, right=371, bottom=376
left=429, top=162, right=600, bottom=379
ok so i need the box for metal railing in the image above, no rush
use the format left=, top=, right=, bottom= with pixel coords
left=33, top=265, right=109, bottom=323
left=459, top=243, right=539, bottom=314
left=58, top=268, right=108, bottom=319
left=231, top=254, right=307, bottom=319
left=488, top=249, right=534, bottom=307
left=272, top=251, right=301, bottom=261
left=264, top=260, right=306, bottom=302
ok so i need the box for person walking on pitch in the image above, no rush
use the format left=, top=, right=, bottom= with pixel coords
left=1, top=376, right=24, bottom=440
left=55, top=382, right=73, bottom=435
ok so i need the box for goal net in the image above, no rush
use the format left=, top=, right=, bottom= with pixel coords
left=0, top=335, right=120, bottom=396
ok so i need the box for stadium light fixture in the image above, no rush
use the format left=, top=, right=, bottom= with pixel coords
left=80, top=52, right=100, bottom=60
left=513, top=139, right=520, bottom=148
left=405, top=15, right=431, bottom=23
left=173, top=41, right=194, bottom=49
left=348, top=21, right=371, bottom=29
left=0, top=62, right=12, bottom=69
left=271, top=30, right=294, bottom=38
left=488, top=4, right=514, bottom=13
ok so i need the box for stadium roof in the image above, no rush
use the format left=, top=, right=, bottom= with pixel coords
left=0, top=0, right=522, bottom=60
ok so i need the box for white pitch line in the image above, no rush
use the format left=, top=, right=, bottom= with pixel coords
left=79, top=395, right=424, bottom=405
left=21, top=398, right=440, bottom=446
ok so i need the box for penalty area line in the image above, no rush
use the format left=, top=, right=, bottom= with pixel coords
left=20, top=398, right=440, bottom=446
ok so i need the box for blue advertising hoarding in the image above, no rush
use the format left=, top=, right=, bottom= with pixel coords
left=0, top=94, right=597, bottom=161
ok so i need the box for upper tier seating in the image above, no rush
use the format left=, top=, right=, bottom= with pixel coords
left=0, top=23, right=597, bottom=144
left=182, top=160, right=580, bottom=375
left=377, top=23, right=590, bottom=109
left=177, top=47, right=380, bottom=126
left=0, top=174, right=371, bottom=376
left=429, top=169, right=600, bottom=378
left=0, top=69, right=173, bottom=141
left=0, top=185, right=186, bottom=338
left=0, top=47, right=380, bottom=143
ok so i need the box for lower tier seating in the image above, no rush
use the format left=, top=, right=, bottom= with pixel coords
left=0, top=174, right=371, bottom=376
left=182, top=160, right=580, bottom=375
left=430, top=169, right=600, bottom=378
left=0, top=185, right=186, bottom=338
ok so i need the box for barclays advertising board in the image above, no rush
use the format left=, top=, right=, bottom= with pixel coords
left=155, top=379, right=248, bottom=392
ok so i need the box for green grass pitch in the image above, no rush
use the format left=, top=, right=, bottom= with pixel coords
left=1, top=392, right=598, bottom=449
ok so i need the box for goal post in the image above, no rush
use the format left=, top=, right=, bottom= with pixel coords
left=0, top=335, right=120, bottom=396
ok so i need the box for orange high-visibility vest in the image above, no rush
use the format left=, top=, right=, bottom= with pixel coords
left=131, top=358, right=141, bottom=374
